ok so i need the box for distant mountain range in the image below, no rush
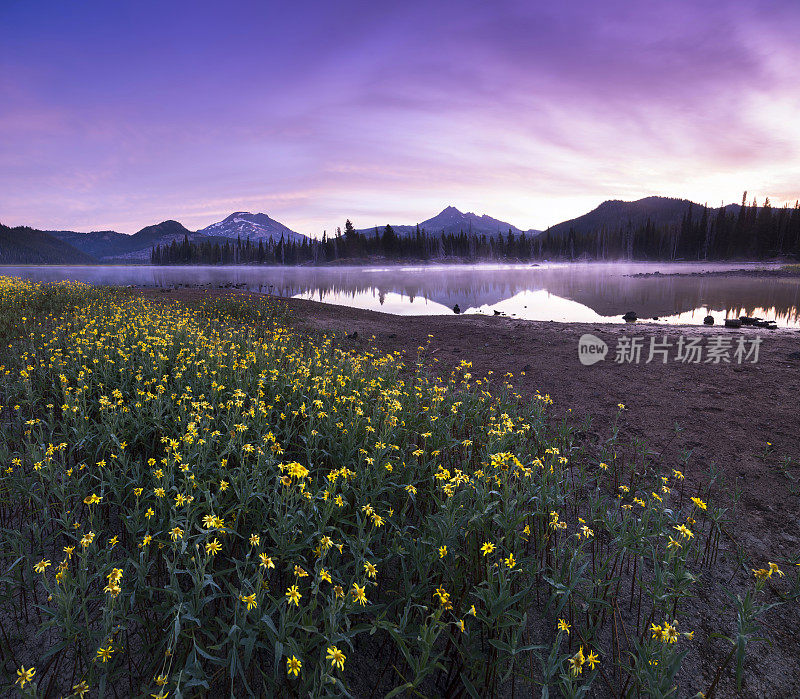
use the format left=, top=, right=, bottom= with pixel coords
left=46, top=221, right=195, bottom=261
left=0, top=197, right=770, bottom=264
left=37, top=214, right=306, bottom=263
left=358, top=205, right=541, bottom=238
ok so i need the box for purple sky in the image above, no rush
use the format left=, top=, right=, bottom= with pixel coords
left=2, top=0, right=798, bottom=236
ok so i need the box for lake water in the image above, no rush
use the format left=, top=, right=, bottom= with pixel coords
left=3, top=262, right=799, bottom=327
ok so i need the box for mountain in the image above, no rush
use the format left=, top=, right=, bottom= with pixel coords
left=544, top=196, right=710, bottom=237
left=358, top=206, right=542, bottom=238
left=49, top=220, right=196, bottom=262
left=47, top=229, right=132, bottom=259
left=197, top=212, right=307, bottom=243
left=43, top=213, right=306, bottom=262
left=112, top=220, right=197, bottom=261
left=0, top=225, right=98, bottom=264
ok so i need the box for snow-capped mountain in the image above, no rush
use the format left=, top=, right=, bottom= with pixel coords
left=358, top=206, right=541, bottom=238
left=197, top=212, right=307, bottom=243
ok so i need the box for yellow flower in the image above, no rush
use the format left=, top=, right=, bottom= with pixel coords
left=434, top=586, right=452, bottom=609
left=568, top=647, right=585, bottom=676
left=96, top=644, right=114, bottom=662
left=557, top=618, right=571, bottom=635
left=34, top=559, right=51, bottom=574
left=480, top=541, right=495, bottom=556
left=259, top=553, right=275, bottom=570
left=768, top=562, right=784, bottom=578
left=326, top=645, right=346, bottom=671
left=690, top=497, right=707, bottom=510
left=169, top=527, right=183, bottom=541
left=586, top=650, right=599, bottom=670
left=16, top=665, right=35, bottom=688
left=439, top=545, right=447, bottom=558
left=239, top=593, right=257, bottom=610
left=753, top=568, right=770, bottom=581
left=72, top=681, right=90, bottom=697
left=286, top=655, right=302, bottom=677
left=319, top=568, right=332, bottom=584
left=352, top=582, right=368, bottom=605
left=286, top=584, right=302, bottom=606
left=504, top=553, right=516, bottom=568
left=364, top=561, right=378, bottom=578
left=206, top=538, right=221, bottom=555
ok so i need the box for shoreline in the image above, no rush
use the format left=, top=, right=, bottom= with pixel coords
left=626, top=266, right=800, bottom=279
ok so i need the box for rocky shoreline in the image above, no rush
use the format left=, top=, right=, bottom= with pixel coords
left=626, top=266, right=800, bottom=279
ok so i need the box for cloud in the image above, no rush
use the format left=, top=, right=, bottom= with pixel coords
left=0, top=0, right=798, bottom=233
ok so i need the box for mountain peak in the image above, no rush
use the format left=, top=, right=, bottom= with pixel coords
left=357, top=206, right=540, bottom=238
left=198, top=212, right=306, bottom=243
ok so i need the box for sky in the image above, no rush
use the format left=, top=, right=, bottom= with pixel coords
left=1, top=0, right=799, bottom=236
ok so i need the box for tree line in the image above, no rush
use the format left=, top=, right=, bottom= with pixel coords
left=151, top=197, right=800, bottom=265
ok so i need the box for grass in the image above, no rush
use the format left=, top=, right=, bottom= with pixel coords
left=0, top=277, right=793, bottom=697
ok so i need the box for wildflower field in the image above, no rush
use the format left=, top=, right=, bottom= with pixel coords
left=0, top=277, right=793, bottom=697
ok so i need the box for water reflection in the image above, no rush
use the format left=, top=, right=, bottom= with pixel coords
left=2, top=262, right=798, bottom=327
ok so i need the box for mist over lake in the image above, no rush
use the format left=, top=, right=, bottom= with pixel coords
left=3, top=262, right=798, bottom=327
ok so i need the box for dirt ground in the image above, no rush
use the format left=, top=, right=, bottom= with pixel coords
left=140, top=286, right=800, bottom=697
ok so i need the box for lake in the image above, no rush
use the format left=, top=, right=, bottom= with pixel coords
left=3, top=262, right=799, bottom=327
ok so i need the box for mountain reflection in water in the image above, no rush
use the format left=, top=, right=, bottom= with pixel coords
left=3, top=263, right=798, bottom=327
